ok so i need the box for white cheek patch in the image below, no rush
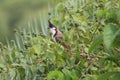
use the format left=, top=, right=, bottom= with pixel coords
left=52, top=27, right=56, bottom=29
left=50, top=28, right=56, bottom=35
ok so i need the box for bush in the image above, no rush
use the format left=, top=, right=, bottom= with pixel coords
left=0, top=0, right=120, bottom=80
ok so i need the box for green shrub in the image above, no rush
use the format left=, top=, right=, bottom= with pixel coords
left=0, top=0, right=120, bottom=80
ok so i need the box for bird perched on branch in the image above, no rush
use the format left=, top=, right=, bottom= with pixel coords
left=48, top=20, right=73, bottom=54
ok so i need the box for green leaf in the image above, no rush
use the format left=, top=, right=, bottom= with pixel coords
left=47, top=70, right=64, bottom=80
left=105, top=10, right=118, bottom=24
left=28, top=47, right=35, bottom=57
left=56, top=58, right=65, bottom=67
left=113, top=34, right=120, bottom=47
left=62, top=69, right=72, bottom=80
left=103, top=24, right=120, bottom=50
left=98, top=72, right=113, bottom=80
left=18, top=67, right=25, bottom=79
left=71, top=70, right=79, bottom=80
left=96, top=9, right=107, bottom=18
left=98, top=72, right=120, bottom=80
left=56, top=3, right=65, bottom=12
left=114, top=72, right=120, bottom=80
left=33, top=44, right=41, bottom=54
left=91, top=67, right=98, bottom=71
left=9, top=69, right=16, bottom=80
left=46, top=53, right=56, bottom=62
left=0, top=64, right=6, bottom=71
left=39, top=66, right=45, bottom=73
left=88, top=35, right=103, bottom=53
left=62, top=69, right=78, bottom=80
left=11, top=63, right=22, bottom=67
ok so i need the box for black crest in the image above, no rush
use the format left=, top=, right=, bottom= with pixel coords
left=48, top=20, right=55, bottom=28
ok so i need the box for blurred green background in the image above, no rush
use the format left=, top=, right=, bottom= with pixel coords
left=0, top=0, right=63, bottom=43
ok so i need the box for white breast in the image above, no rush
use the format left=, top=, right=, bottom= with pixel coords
left=50, top=28, right=56, bottom=41
left=50, top=28, right=56, bottom=36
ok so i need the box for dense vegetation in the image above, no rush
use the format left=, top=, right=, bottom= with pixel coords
left=0, top=0, right=120, bottom=80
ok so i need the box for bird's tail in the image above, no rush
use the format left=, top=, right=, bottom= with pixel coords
left=61, top=42, right=73, bottom=55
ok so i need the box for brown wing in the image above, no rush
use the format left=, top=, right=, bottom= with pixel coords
left=55, top=36, right=63, bottom=43
left=54, top=30, right=64, bottom=43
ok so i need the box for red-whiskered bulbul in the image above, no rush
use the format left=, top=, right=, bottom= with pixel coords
left=48, top=20, right=73, bottom=54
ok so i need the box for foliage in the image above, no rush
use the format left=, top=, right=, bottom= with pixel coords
left=0, top=0, right=120, bottom=80
left=0, top=0, right=63, bottom=42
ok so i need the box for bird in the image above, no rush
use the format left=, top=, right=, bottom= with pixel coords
left=48, top=20, right=73, bottom=54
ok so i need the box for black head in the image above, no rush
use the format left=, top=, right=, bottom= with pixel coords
left=48, top=20, right=55, bottom=29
